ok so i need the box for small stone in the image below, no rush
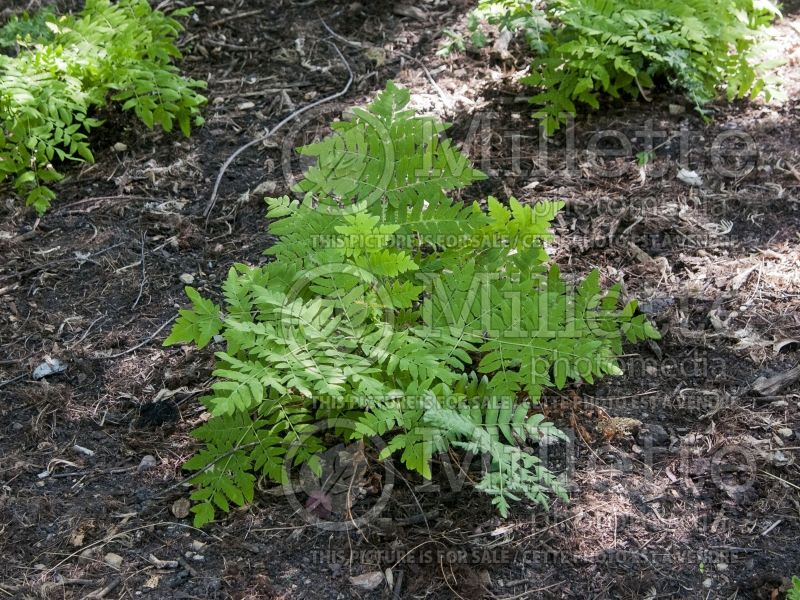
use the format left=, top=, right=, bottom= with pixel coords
left=171, top=498, right=191, bottom=519
left=703, top=578, right=713, bottom=588
left=192, top=554, right=205, bottom=561
left=668, top=104, right=685, bottom=115
left=253, top=180, right=277, bottom=196
left=191, top=540, right=206, bottom=552
left=716, top=562, right=728, bottom=571
left=393, top=4, right=427, bottom=19
left=179, top=273, right=195, bottom=285
left=70, top=530, right=85, bottom=547
left=237, top=101, right=255, bottom=110
left=645, top=365, right=658, bottom=376
left=637, top=423, right=669, bottom=446
left=349, top=571, right=384, bottom=591
left=684, top=433, right=701, bottom=445
left=771, top=400, right=788, bottom=408
left=80, top=547, right=97, bottom=563
left=771, top=450, right=790, bottom=466
left=113, top=142, right=128, bottom=152
left=33, top=358, right=67, bottom=380
left=137, top=455, right=158, bottom=473
left=777, top=428, right=794, bottom=439
left=104, top=552, right=124, bottom=568
left=677, top=168, right=703, bottom=187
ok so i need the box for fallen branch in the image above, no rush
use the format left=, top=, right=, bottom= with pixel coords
left=751, top=363, right=800, bottom=396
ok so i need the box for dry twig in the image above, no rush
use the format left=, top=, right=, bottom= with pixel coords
left=204, top=40, right=353, bottom=220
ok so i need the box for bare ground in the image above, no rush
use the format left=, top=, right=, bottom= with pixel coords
left=1, top=1, right=799, bottom=598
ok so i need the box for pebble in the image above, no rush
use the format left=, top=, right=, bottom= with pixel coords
left=171, top=498, right=191, bottom=519
left=137, top=455, right=158, bottom=472
left=113, top=142, right=128, bottom=152
left=703, top=578, right=713, bottom=588
left=32, top=358, right=67, bottom=380
left=637, top=423, right=669, bottom=446
left=179, top=273, right=195, bottom=285
left=104, top=552, right=124, bottom=568
left=777, top=428, right=793, bottom=439
left=683, top=433, right=701, bottom=445
left=771, top=450, right=790, bottom=466
left=237, top=101, right=255, bottom=110
left=79, top=547, right=97, bottom=562
left=191, top=540, right=206, bottom=552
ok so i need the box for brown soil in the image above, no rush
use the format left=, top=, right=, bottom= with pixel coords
left=1, top=1, right=799, bottom=599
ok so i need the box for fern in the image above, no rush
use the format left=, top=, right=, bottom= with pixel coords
left=465, top=0, right=780, bottom=133
left=165, top=81, right=660, bottom=526
left=789, top=576, right=800, bottom=600
left=0, top=7, right=55, bottom=50
left=0, top=0, right=206, bottom=213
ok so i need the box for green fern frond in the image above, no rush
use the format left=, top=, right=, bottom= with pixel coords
left=165, top=81, right=660, bottom=525
left=0, top=0, right=206, bottom=213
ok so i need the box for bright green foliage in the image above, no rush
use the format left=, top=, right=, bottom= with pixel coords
left=526, top=0, right=780, bottom=133
left=789, top=576, right=800, bottom=600
left=475, top=0, right=549, bottom=50
left=439, top=1, right=549, bottom=56
left=165, top=81, right=660, bottom=526
left=463, top=0, right=779, bottom=134
left=0, top=1, right=206, bottom=213
left=0, top=7, right=55, bottom=49
left=163, top=287, right=223, bottom=350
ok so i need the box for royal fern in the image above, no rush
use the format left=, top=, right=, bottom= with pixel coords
left=165, top=81, right=660, bottom=526
left=463, top=0, right=780, bottom=133
left=0, top=0, right=206, bottom=213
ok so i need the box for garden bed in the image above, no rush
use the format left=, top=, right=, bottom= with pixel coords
left=0, top=0, right=798, bottom=598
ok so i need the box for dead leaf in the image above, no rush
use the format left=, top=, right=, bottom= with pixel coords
left=350, top=571, right=384, bottom=591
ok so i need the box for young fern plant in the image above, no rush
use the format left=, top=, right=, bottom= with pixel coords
left=165, top=81, right=660, bottom=526
left=525, top=0, right=781, bottom=133
left=463, top=0, right=780, bottom=133
left=0, top=0, right=206, bottom=213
